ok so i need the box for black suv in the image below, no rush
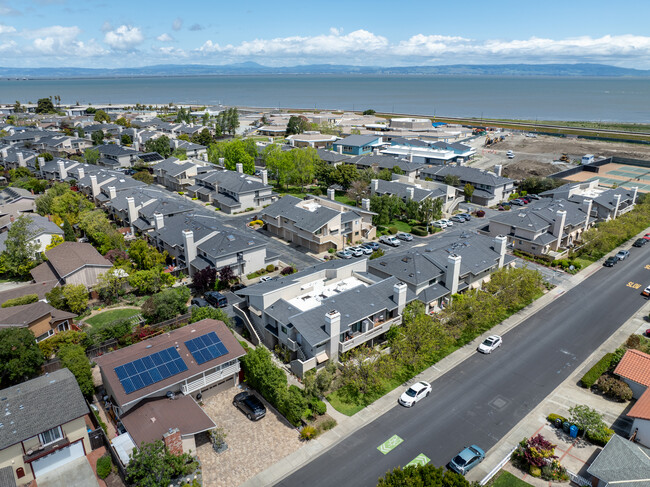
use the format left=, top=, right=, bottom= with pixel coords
left=233, top=392, right=266, bottom=420
left=204, top=291, right=228, bottom=308
left=190, top=297, right=210, bottom=308
left=603, top=256, right=618, bottom=267
left=633, top=238, right=647, bottom=248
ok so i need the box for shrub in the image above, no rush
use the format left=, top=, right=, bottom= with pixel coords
left=266, top=264, right=275, bottom=273
left=320, top=418, right=337, bottom=431
left=300, top=425, right=317, bottom=441
left=310, top=398, right=327, bottom=416
left=547, top=413, right=568, bottom=425
left=627, top=334, right=642, bottom=349
left=96, top=455, right=112, bottom=479
left=369, top=249, right=384, bottom=260
left=476, top=210, right=485, bottom=217
left=1, top=294, right=38, bottom=308
left=328, top=248, right=335, bottom=254
left=529, top=466, right=542, bottom=478
left=597, top=375, right=633, bottom=401
left=580, top=353, right=614, bottom=388
left=411, top=226, right=428, bottom=237
left=388, top=226, right=398, bottom=235
left=587, top=427, right=614, bottom=446
left=280, top=266, right=295, bottom=276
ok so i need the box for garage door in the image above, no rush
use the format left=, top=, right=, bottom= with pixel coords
left=32, top=441, right=84, bottom=477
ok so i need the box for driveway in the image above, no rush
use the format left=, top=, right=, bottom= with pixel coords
left=197, top=387, right=302, bottom=487
left=35, top=457, right=100, bottom=487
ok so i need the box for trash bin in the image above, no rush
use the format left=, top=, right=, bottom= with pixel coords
left=555, top=418, right=563, bottom=428
left=563, top=421, right=570, bottom=433
left=570, top=425, right=579, bottom=438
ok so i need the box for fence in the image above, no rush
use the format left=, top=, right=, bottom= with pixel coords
left=86, top=339, right=118, bottom=360
left=88, top=427, right=104, bottom=450
left=479, top=446, right=517, bottom=485
left=567, top=469, right=592, bottom=487
left=147, top=312, right=192, bottom=331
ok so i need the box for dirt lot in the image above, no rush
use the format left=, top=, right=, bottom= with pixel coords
left=466, top=133, right=650, bottom=179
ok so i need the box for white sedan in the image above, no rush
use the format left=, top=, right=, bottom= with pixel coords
left=398, top=381, right=432, bottom=407
left=477, top=335, right=502, bottom=354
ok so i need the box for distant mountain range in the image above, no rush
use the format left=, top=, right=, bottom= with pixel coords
left=1, top=62, right=649, bottom=79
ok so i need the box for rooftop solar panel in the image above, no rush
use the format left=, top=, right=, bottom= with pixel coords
left=114, top=346, right=188, bottom=395
left=184, top=331, right=229, bottom=365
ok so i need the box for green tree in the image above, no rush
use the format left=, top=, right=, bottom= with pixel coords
left=45, top=286, right=66, bottom=310
left=85, top=148, right=100, bottom=164
left=40, top=152, right=54, bottom=162
left=569, top=405, right=608, bottom=438
left=171, top=148, right=187, bottom=160
left=0, top=328, right=44, bottom=387
left=91, top=130, right=104, bottom=146
left=443, top=174, right=460, bottom=187
left=192, top=128, right=213, bottom=147
left=338, top=346, right=395, bottom=401
left=346, top=180, right=369, bottom=204
left=263, top=144, right=292, bottom=189
left=94, top=110, right=110, bottom=123
left=189, top=306, right=232, bottom=328
left=63, top=217, right=76, bottom=241
left=95, top=268, right=128, bottom=304
left=46, top=235, right=64, bottom=251
left=58, top=344, right=94, bottom=398
left=144, top=135, right=171, bottom=158
left=126, top=440, right=197, bottom=487
left=115, top=117, right=131, bottom=127
left=175, top=107, right=191, bottom=124
left=288, top=148, right=318, bottom=190
left=2, top=215, right=38, bottom=278
left=329, top=164, right=360, bottom=189
left=286, top=115, right=310, bottom=135
left=378, top=464, right=471, bottom=487
left=76, top=127, right=85, bottom=138
left=362, top=109, right=376, bottom=115
left=120, top=134, right=132, bottom=145
left=464, top=183, right=475, bottom=202
left=141, top=287, right=190, bottom=324
left=132, top=170, right=154, bottom=184
left=128, top=269, right=175, bottom=295
left=128, top=239, right=167, bottom=270
left=35, top=97, right=55, bottom=114
left=50, top=190, right=94, bottom=224
left=79, top=210, right=125, bottom=253
left=222, top=140, right=255, bottom=174
left=62, top=284, right=89, bottom=314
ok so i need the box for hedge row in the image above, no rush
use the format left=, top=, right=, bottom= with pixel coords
left=580, top=353, right=614, bottom=388
left=411, top=226, right=428, bottom=237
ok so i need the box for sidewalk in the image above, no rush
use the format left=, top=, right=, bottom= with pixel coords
left=241, top=230, right=650, bottom=487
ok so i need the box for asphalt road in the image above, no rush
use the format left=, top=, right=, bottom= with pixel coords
left=277, top=245, right=650, bottom=487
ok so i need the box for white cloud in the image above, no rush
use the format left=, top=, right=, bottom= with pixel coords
left=172, top=17, right=183, bottom=31
left=104, top=25, right=144, bottom=50
left=0, top=24, right=16, bottom=35
left=152, top=46, right=187, bottom=57
left=156, top=33, right=173, bottom=42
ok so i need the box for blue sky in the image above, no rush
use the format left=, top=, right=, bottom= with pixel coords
left=1, top=0, right=649, bottom=68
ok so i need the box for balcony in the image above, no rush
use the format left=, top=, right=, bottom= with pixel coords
left=23, top=436, right=70, bottom=463
left=181, top=362, right=241, bottom=395
left=339, top=316, right=402, bottom=353
left=285, top=337, right=299, bottom=352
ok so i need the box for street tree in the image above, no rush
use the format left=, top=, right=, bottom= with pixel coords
left=0, top=328, right=44, bottom=387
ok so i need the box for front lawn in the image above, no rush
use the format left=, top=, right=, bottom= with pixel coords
left=491, top=471, right=533, bottom=487
left=85, top=308, right=141, bottom=328
left=334, top=195, right=358, bottom=207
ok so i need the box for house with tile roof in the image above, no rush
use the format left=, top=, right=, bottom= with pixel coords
left=587, top=434, right=650, bottom=487
left=260, top=194, right=376, bottom=253
left=95, top=319, right=244, bottom=455
left=0, top=301, right=77, bottom=343
left=614, top=349, right=650, bottom=448
left=0, top=369, right=92, bottom=485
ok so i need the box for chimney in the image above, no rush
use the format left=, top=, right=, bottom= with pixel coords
left=325, top=310, right=341, bottom=361
left=236, top=163, right=243, bottom=173
left=172, top=139, right=179, bottom=149
left=371, top=179, right=379, bottom=193
left=406, top=187, right=414, bottom=200
left=552, top=210, right=567, bottom=250
left=114, top=138, right=121, bottom=146
left=408, top=153, right=413, bottom=163
left=57, top=160, right=67, bottom=180
left=108, top=186, right=117, bottom=200
left=0, top=148, right=7, bottom=159
left=77, top=167, right=85, bottom=180
left=268, top=137, right=273, bottom=143
left=361, top=198, right=370, bottom=211
left=613, top=194, right=622, bottom=219
left=17, top=152, right=25, bottom=167
left=583, top=199, right=593, bottom=231
left=90, top=175, right=100, bottom=198
left=327, top=188, right=336, bottom=200
left=373, top=148, right=379, bottom=155
left=218, top=157, right=225, bottom=166
left=289, top=137, right=295, bottom=147
left=134, top=141, right=140, bottom=152
left=337, top=144, right=343, bottom=154
left=494, top=235, right=507, bottom=268
left=260, top=169, right=268, bottom=185
left=392, top=282, right=407, bottom=315
left=162, top=428, right=183, bottom=456
left=494, top=164, right=502, bottom=177
left=182, top=230, right=196, bottom=276
left=445, top=253, right=462, bottom=295
left=632, top=186, right=639, bottom=205
left=126, top=196, right=137, bottom=223
left=9, top=215, right=14, bottom=223
left=154, top=212, right=164, bottom=231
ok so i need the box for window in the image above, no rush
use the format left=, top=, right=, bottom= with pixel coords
left=57, top=321, right=69, bottom=332
left=35, top=330, right=54, bottom=343
left=281, top=326, right=287, bottom=334
left=39, top=426, right=63, bottom=445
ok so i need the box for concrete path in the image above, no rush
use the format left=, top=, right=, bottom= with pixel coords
left=35, top=456, right=100, bottom=487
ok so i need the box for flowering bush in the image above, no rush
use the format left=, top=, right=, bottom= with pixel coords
left=512, top=434, right=557, bottom=468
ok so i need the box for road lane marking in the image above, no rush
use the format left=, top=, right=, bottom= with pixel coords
left=406, top=453, right=431, bottom=467
left=627, top=282, right=642, bottom=289
left=378, top=435, right=403, bottom=454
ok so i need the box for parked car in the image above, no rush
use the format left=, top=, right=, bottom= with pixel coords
left=204, top=291, right=228, bottom=307
left=439, top=219, right=453, bottom=227
left=354, top=245, right=373, bottom=255
left=528, top=194, right=540, bottom=200
left=458, top=213, right=472, bottom=220
left=396, top=232, right=413, bottom=241
left=644, top=233, right=650, bottom=241
left=432, top=220, right=447, bottom=228
left=642, top=285, right=650, bottom=297
left=603, top=256, right=618, bottom=267
left=398, top=381, right=432, bottom=407
left=363, top=241, right=380, bottom=251
left=346, top=246, right=364, bottom=257
left=231, top=283, right=247, bottom=292
left=379, top=235, right=401, bottom=247
left=233, top=391, right=266, bottom=421
left=190, top=297, right=210, bottom=308
left=520, top=197, right=531, bottom=203
left=633, top=238, right=648, bottom=248
left=260, top=275, right=274, bottom=282
left=477, top=335, right=502, bottom=354
left=510, top=199, right=524, bottom=206
left=337, top=250, right=353, bottom=259
left=450, top=215, right=466, bottom=223
left=448, top=445, right=485, bottom=475
left=616, top=250, right=630, bottom=261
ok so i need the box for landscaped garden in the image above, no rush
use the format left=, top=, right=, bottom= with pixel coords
left=84, top=308, right=141, bottom=328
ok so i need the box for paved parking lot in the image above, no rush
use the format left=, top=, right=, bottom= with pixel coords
left=197, top=387, right=303, bottom=487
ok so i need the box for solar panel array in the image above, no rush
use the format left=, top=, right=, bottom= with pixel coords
left=114, top=347, right=188, bottom=395
left=184, top=331, right=229, bottom=365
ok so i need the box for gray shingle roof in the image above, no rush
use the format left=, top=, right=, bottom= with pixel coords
left=195, top=170, right=269, bottom=194
left=350, top=154, right=421, bottom=173
left=95, top=144, right=139, bottom=157
left=261, top=196, right=339, bottom=233
left=0, top=369, right=88, bottom=450
left=373, top=179, right=443, bottom=203
left=587, top=435, right=650, bottom=487
left=0, top=301, right=76, bottom=327
left=489, top=198, right=588, bottom=233
left=0, top=214, right=63, bottom=253
left=420, top=165, right=513, bottom=188
left=334, top=135, right=381, bottom=147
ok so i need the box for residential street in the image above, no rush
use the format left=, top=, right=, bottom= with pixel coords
left=276, top=245, right=650, bottom=487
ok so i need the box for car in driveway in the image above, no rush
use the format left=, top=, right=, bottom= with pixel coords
left=337, top=249, right=353, bottom=259
left=396, top=232, right=413, bottom=241
left=642, top=285, right=650, bottom=297
left=398, top=381, right=432, bottom=407
left=190, top=297, right=210, bottom=308
left=448, top=445, right=485, bottom=475
left=346, top=246, right=364, bottom=257
left=616, top=250, right=630, bottom=261
left=604, top=256, right=618, bottom=267
left=204, top=291, right=227, bottom=307
left=633, top=238, right=647, bottom=248
left=477, top=335, right=502, bottom=354
left=450, top=215, right=466, bottom=223
left=379, top=235, right=401, bottom=247
left=233, top=391, right=266, bottom=420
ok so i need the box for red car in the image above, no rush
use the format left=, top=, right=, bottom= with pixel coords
left=643, top=234, right=650, bottom=241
